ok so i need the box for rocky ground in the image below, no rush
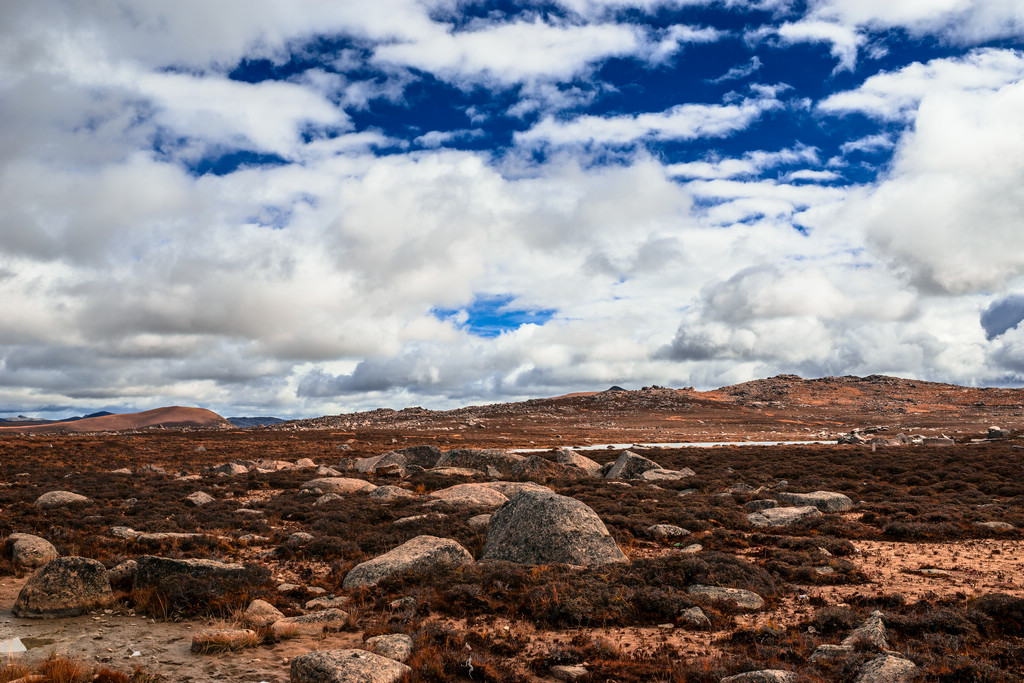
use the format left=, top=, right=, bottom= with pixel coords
left=1, top=375, right=1024, bottom=681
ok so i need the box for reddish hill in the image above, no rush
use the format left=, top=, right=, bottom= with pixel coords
left=0, top=407, right=231, bottom=433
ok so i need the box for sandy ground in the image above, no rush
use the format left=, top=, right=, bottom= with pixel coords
left=0, top=576, right=362, bottom=682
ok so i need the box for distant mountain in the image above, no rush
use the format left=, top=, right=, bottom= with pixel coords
left=227, top=416, right=288, bottom=428
left=0, top=407, right=232, bottom=433
left=0, top=410, right=115, bottom=426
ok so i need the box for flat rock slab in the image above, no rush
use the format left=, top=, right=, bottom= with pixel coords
left=428, top=483, right=508, bottom=509
left=687, top=584, right=764, bottom=610
left=747, top=506, right=823, bottom=527
left=343, top=535, right=473, bottom=589
left=290, top=648, right=411, bottom=683
left=369, top=485, right=418, bottom=502
left=481, top=489, right=628, bottom=566
left=301, top=477, right=377, bottom=495
left=721, top=671, right=797, bottom=683
left=34, top=491, right=90, bottom=509
left=855, top=654, right=918, bottom=683
left=776, top=490, right=853, bottom=512
left=7, top=533, right=58, bottom=569
left=134, top=556, right=256, bottom=588
left=638, top=467, right=695, bottom=481
left=14, top=556, right=112, bottom=618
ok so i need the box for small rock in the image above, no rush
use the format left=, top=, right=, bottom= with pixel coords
left=988, top=426, right=1011, bottom=439
left=721, top=670, right=797, bottom=683
left=34, top=491, right=90, bottom=509
left=290, top=649, right=411, bottom=683
left=648, top=524, right=690, bottom=541
left=368, top=485, right=418, bottom=502
left=687, top=585, right=764, bottom=610
left=468, top=514, right=492, bottom=530
left=243, top=599, right=285, bottom=628
left=809, top=644, right=853, bottom=662
left=679, top=606, right=711, bottom=629
left=183, top=491, right=215, bottom=507
left=975, top=521, right=1015, bottom=532
left=842, top=611, right=888, bottom=650
left=306, top=596, right=350, bottom=610
left=314, top=493, right=345, bottom=506
left=744, top=499, right=778, bottom=511
left=638, top=468, right=696, bottom=481
left=855, top=654, right=918, bottom=683
left=551, top=664, right=589, bottom=681
left=343, top=535, right=474, bottom=589
left=272, top=608, right=349, bottom=637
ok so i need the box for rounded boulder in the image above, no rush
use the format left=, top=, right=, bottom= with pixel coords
left=482, top=489, right=628, bottom=566
left=14, top=556, right=112, bottom=618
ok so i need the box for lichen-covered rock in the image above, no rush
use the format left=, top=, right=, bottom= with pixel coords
left=428, top=483, right=509, bottom=508
left=855, top=654, right=918, bottom=683
left=776, top=490, right=853, bottom=512
left=509, top=455, right=586, bottom=482
left=183, top=491, right=215, bottom=507
left=687, top=584, right=764, bottom=610
left=648, top=524, right=690, bottom=541
left=290, top=648, right=411, bottom=683
left=365, top=633, right=413, bottom=662
left=605, top=451, right=661, bottom=479
left=300, top=477, right=376, bottom=495
left=842, top=610, right=888, bottom=650
left=369, top=485, right=418, bottom=502
left=6, top=533, right=58, bottom=569
left=434, top=448, right=526, bottom=476
left=747, top=506, right=822, bottom=527
left=34, top=491, right=90, bottom=509
left=638, top=468, right=695, bottom=481
left=679, top=606, right=711, bottom=629
left=243, top=598, right=285, bottom=628
left=343, top=535, right=473, bottom=589
left=134, top=555, right=266, bottom=589
left=271, top=608, right=349, bottom=636
left=482, top=490, right=628, bottom=566
left=13, top=557, right=112, bottom=618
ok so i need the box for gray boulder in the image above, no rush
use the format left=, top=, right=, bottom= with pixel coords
left=687, top=584, right=764, bottom=610
left=747, top=506, right=822, bottom=527
left=434, top=448, right=525, bottom=476
left=34, top=490, right=90, bottom=509
left=481, top=490, right=628, bottom=566
left=605, top=451, right=661, bottom=479
left=13, top=557, right=112, bottom=618
left=6, top=533, right=58, bottom=569
left=243, top=598, right=285, bottom=628
left=842, top=610, right=888, bottom=650
left=638, top=467, right=695, bottom=481
left=183, top=491, right=215, bottom=507
left=776, top=490, right=853, bottom=512
left=855, top=654, right=918, bottom=683
left=679, top=606, right=711, bottom=629
left=555, top=448, right=602, bottom=476
left=989, top=426, right=1011, bottom=439
left=343, top=535, right=473, bottom=589
left=365, top=633, right=414, bottom=663
left=134, top=555, right=264, bottom=588
left=291, top=649, right=410, bottom=683
left=648, top=524, right=690, bottom=541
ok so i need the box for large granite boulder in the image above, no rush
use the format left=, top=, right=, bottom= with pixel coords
left=343, top=535, right=474, bottom=589
left=554, top=449, right=603, bottom=477
left=434, top=448, right=525, bottom=477
left=13, top=557, right=112, bottom=618
left=481, top=490, right=628, bottom=566
left=6, top=533, right=59, bottom=569
left=605, top=451, right=661, bottom=479
left=747, top=506, right=822, bottom=527
left=776, top=490, right=853, bottom=512
left=291, top=649, right=411, bottom=683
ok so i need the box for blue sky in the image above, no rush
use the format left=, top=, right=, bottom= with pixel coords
left=1, top=1, right=1024, bottom=418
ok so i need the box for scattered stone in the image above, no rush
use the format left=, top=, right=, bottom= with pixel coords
left=842, top=611, right=888, bottom=650
left=427, top=466, right=486, bottom=477
left=975, top=521, right=1015, bottom=531
left=301, top=477, right=377, bottom=495
left=6, top=533, right=58, bottom=569
left=243, top=599, right=285, bottom=628
left=271, top=608, right=349, bottom=636
left=776, top=490, right=854, bottom=512
left=720, top=670, right=797, bottom=683
left=314, top=493, right=345, bottom=506
left=551, top=664, right=589, bottom=681
left=368, top=485, right=418, bottom=502
left=554, top=448, right=603, bottom=476
left=315, top=466, right=342, bottom=477
left=294, top=458, right=317, bottom=469
left=744, top=499, right=778, bottom=511
left=235, top=508, right=263, bottom=516
left=183, top=491, right=215, bottom=507
left=687, top=585, right=764, bottom=610
left=34, top=491, right=90, bottom=509
left=209, top=462, right=249, bottom=476
left=482, top=489, right=628, bottom=566
left=679, top=606, right=711, bottom=629
left=855, top=654, right=918, bottom=683
left=365, top=633, right=413, bottom=662
left=238, top=534, right=269, bottom=544
left=677, top=488, right=698, bottom=497
left=605, top=450, right=661, bottom=479
left=922, top=436, right=955, bottom=446
left=747, top=506, right=823, bottom=527
left=107, top=559, right=137, bottom=588
left=290, top=649, right=410, bottom=683
left=277, top=583, right=301, bottom=593
left=13, top=557, right=113, bottom=618
left=110, top=468, right=133, bottom=475
left=648, top=524, right=691, bottom=541
left=679, top=543, right=703, bottom=553
left=138, top=464, right=168, bottom=475
left=393, top=512, right=448, bottom=527
left=133, top=556, right=260, bottom=588
left=190, top=628, right=257, bottom=653
left=286, top=532, right=314, bottom=546
left=343, top=535, right=474, bottom=589
left=638, top=467, right=695, bottom=481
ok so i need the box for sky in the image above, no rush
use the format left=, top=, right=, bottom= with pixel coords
left=1, top=1, right=1024, bottom=419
